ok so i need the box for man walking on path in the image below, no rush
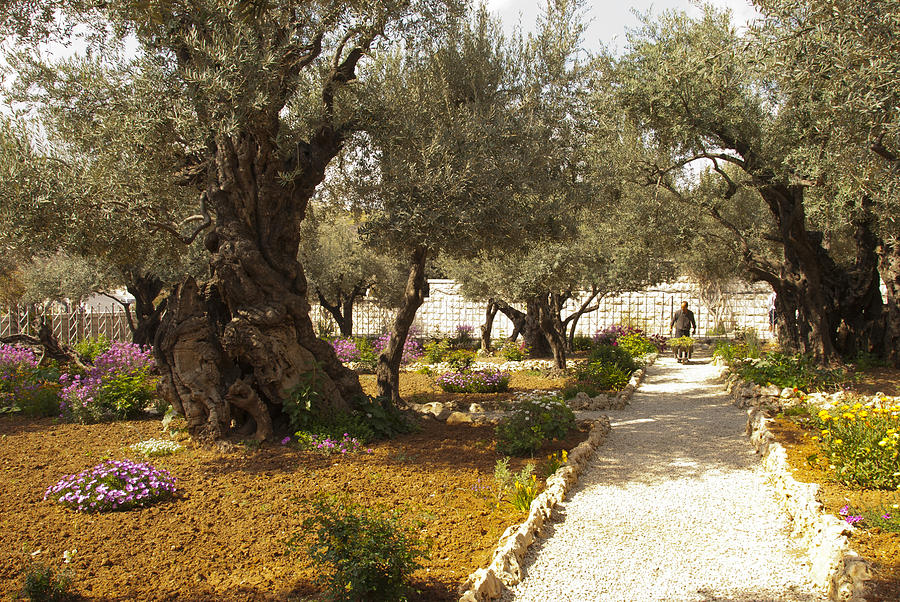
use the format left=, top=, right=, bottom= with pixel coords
left=670, top=301, right=696, bottom=362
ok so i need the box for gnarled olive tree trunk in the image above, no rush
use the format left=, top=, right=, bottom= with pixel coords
left=154, top=129, right=363, bottom=441
left=878, top=239, right=900, bottom=368
left=480, top=298, right=498, bottom=352
left=124, top=274, right=166, bottom=347
left=376, top=246, right=427, bottom=403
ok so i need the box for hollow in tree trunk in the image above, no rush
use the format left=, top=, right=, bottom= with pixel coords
left=376, top=246, right=427, bottom=404
left=154, top=129, right=364, bottom=441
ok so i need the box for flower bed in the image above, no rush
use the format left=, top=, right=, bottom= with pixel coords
left=436, top=370, right=510, bottom=394
left=44, top=459, right=177, bottom=512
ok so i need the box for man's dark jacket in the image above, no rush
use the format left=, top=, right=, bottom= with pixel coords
left=671, top=309, right=696, bottom=332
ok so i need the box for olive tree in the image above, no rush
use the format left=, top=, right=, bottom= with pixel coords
left=1, top=0, right=463, bottom=440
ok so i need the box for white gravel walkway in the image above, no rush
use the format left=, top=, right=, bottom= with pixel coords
left=501, top=354, right=828, bottom=602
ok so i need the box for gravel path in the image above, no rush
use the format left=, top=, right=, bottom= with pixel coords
left=501, top=354, right=828, bottom=602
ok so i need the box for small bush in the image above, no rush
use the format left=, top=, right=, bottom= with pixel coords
left=587, top=344, right=638, bottom=373
left=713, top=340, right=754, bottom=364
left=58, top=342, right=157, bottom=422
left=19, top=562, right=75, bottom=602
left=435, top=369, right=510, bottom=393
left=810, top=400, right=900, bottom=488
left=573, top=362, right=630, bottom=392
left=451, top=324, right=475, bottom=348
left=616, top=333, right=658, bottom=358
left=496, top=397, right=575, bottom=456
left=330, top=338, right=361, bottom=363
left=422, top=340, right=451, bottom=364
left=445, top=349, right=476, bottom=371
left=44, top=459, right=177, bottom=512
left=74, top=336, right=110, bottom=361
left=592, top=324, right=642, bottom=346
left=737, top=352, right=845, bottom=391
left=296, top=494, right=429, bottom=601
left=0, top=345, right=62, bottom=417
left=571, top=336, right=594, bottom=352
left=499, top=340, right=528, bottom=362
left=561, top=381, right=604, bottom=400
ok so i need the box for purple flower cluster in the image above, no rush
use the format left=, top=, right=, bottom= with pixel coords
left=58, top=342, right=156, bottom=421
left=307, top=433, right=373, bottom=456
left=455, top=324, right=475, bottom=338
left=593, top=324, right=643, bottom=346
left=0, top=344, right=39, bottom=375
left=436, top=369, right=511, bottom=393
left=839, top=505, right=864, bottom=525
left=92, top=341, right=155, bottom=373
left=331, top=338, right=362, bottom=363
left=374, top=332, right=424, bottom=364
left=43, top=459, right=176, bottom=512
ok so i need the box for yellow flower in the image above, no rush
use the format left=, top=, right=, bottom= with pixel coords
left=879, top=440, right=888, bottom=447
left=853, top=402, right=863, bottom=410
left=842, top=413, right=855, bottom=421
left=835, top=439, right=843, bottom=445
left=859, top=411, right=869, bottom=418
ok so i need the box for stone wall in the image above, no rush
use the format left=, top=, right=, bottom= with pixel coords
left=314, top=278, right=775, bottom=339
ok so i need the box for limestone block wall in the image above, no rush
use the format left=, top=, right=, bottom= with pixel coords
left=315, top=278, right=774, bottom=339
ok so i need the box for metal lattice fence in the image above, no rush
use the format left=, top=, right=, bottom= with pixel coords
left=0, top=306, right=131, bottom=346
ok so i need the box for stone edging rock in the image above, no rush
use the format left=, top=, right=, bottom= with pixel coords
left=722, top=370, right=871, bottom=601
left=457, top=415, right=612, bottom=602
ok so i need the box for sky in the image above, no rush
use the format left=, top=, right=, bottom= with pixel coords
left=484, top=0, right=760, bottom=52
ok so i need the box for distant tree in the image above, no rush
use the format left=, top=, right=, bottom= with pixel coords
left=299, top=204, right=405, bottom=336
left=352, top=0, right=590, bottom=400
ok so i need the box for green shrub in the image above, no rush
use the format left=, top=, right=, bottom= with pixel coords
left=571, top=336, right=594, bottom=352
left=713, top=340, right=753, bottom=363
left=19, top=562, right=75, bottom=602
left=587, top=344, right=638, bottom=373
left=810, top=401, right=900, bottom=488
left=737, top=352, right=845, bottom=391
left=499, top=340, right=528, bottom=361
left=561, top=381, right=603, bottom=399
left=445, top=349, right=476, bottom=371
left=296, top=494, right=429, bottom=601
left=97, top=368, right=156, bottom=418
left=74, top=336, right=111, bottom=361
left=616, top=333, right=658, bottom=358
left=573, top=362, right=630, bottom=392
left=496, top=396, right=575, bottom=456
left=422, top=340, right=451, bottom=364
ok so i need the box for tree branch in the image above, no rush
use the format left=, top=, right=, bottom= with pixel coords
left=147, top=191, right=212, bottom=245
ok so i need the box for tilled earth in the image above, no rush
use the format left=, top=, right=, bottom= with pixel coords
left=769, top=418, right=900, bottom=602
left=0, top=415, right=586, bottom=601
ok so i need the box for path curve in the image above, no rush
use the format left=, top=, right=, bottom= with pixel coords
left=501, top=354, right=827, bottom=602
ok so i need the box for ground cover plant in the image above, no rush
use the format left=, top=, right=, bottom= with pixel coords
left=809, top=398, right=900, bottom=489
left=43, top=459, right=177, bottom=512
left=435, top=369, right=511, bottom=394
left=58, top=342, right=157, bottom=422
left=0, top=413, right=581, bottom=600
left=495, top=396, right=576, bottom=456
left=0, top=344, right=61, bottom=417
left=736, top=352, right=846, bottom=392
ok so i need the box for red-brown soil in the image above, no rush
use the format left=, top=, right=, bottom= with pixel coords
left=769, top=418, right=900, bottom=601
left=0, top=415, right=587, bottom=601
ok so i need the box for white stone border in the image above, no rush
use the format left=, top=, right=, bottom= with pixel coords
left=723, top=372, right=871, bottom=601
left=457, top=415, right=612, bottom=602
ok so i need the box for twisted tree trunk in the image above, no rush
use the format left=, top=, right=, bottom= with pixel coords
left=154, top=127, right=363, bottom=442
left=376, top=246, right=427, bottom=403
left=480, top=299, right=498, bottom=352
left=317, top=284, right=365, bottom=337
left=124, top=274, right=166, bottom=347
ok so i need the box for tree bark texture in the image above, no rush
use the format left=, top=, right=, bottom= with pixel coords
left=376, top=246, right=427, bottom=403
left=125, top=274, right=167, bottom=347
left=154, top=128, right=364, bottom=441
left=877, top=239, right=900, bottom=368
left=480, top=299, right=498, bottom=352
left=495, top=300, right=525, bottom=343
